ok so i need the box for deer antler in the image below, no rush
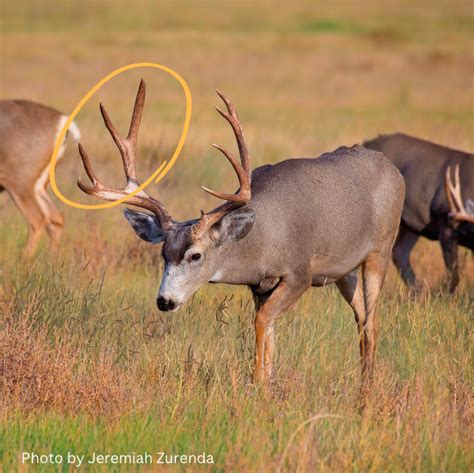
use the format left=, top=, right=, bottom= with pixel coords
left=77, top=79, right=173, bottom=230
left=445, top=164, right=474, bottom=223
left=192, top=91, right=252, bottom=239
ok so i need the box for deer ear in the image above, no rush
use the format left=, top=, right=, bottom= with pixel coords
left=210, top=207, right=256, bottom=245
left=123, top=208, right=166, bottom=243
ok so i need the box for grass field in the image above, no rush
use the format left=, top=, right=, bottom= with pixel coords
left=1, top=1, right=473, bottom=471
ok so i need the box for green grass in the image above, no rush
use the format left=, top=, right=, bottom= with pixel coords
left=299, top=19, right=365, bottom=34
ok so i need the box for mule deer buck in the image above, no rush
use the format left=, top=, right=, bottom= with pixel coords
left=0, top=99, right=80, bottom=257
left=364, top=134, right=474, bottom=293
left=77, top=80, right=405, bottom=385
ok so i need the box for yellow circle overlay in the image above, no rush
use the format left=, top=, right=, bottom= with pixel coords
left=49, top=62, right=192, bottom=210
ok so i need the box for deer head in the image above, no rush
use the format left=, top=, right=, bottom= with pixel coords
left=77, top=80, right=255, bottom=311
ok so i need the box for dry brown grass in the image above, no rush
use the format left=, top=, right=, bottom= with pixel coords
left=1, top=298, right=141, bottom=419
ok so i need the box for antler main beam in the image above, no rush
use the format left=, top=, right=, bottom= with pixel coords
left=200, top=90, right=251, bottom=204
left=192, top=91, right=252, bottom=239
left=77, top=79, right=173, bottom=229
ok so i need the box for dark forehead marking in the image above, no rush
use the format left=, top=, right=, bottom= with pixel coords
left=163, top=225, right=194, bottom=264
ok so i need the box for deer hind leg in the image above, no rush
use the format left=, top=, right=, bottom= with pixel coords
left=8, top=188, right=47, bottom=258
left=37, top=188, right=64, bottom=249
left=335, top=270, right=366, bottom=359
left=34, top=162, right=64, bottom=250
left=253, top=272, right=311, bottom=383
left=438, top=223, right=459, bottom=294
left=360, top=252, right=390, bottom=386
left=392, top=223, right=422, bottom=293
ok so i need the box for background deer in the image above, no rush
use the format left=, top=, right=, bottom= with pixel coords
left=0, top=99, right=80, bottom=257
left=77, top=80, right=405, bottom=384
left=364, top=134, right=474, bottom=293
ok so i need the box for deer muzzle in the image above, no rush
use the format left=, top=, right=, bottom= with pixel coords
left=157, top=296, right=178, bottom=312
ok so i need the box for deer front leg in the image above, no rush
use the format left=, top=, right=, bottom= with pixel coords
left=392, top=224, right=421, bottom=293
left=361, top=252, right=390, bottom=387
left=335, top=270, right=366, bottom=358
left=439, top=223, right=459, bottom=293
left=253, top=272, right=311, bottom=384
left=254, top=313, right=273, bottom=383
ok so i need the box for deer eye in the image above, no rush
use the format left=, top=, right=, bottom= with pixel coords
left=190, top=253, right=201, bottom=262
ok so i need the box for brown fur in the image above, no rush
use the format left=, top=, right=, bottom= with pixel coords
left=0, top=99, right=79, bottom=257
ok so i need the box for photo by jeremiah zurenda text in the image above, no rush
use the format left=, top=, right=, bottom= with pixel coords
left=22, top=451, right=215, bottom=467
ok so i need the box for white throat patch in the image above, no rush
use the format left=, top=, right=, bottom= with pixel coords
left=210, top=270, right=223, bottom=283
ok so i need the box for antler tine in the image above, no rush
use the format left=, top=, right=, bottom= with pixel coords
left=192, top=92, right=252, bottom=240
left=445, top=164, right=474, bottom=223
left=445, top=166, right=457, bottom=214
left=445, top=165, right=463, bottom=213
left=452, top=164, right=464, bottom=211
left=78, top=143, right=98, bottom=187
left=99, top=80, right=146, bottom=182
left=211, top=143, right=247, bottom=183
left=200, top=186, right=247, bottom=203
left=77, top=80, right=174, bottom=230
left=127, top=78, right=146, bottom=145
left=215, top=89, right=250, bottom=174
left=99, top=103, right=132, bottom=178
left=199, top=143, right=250, bottom=203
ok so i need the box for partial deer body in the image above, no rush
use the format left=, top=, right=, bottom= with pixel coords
left=0, top=99, right=80, bottom=257
left=364, top=133, right=474, bottom=293
left=78, top=81, right=405, bottom=385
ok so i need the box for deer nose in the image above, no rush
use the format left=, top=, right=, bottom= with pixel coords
left=157, top=296, right=176, bottom=312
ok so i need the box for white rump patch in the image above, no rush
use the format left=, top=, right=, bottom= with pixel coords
left=54, top=114, right=80, bottom=165
left=34, top=164, right=52, bottom=217
left=33, top=115, right=80, bottom=218
left=55, top=115, right=68, bottom=163
left=66, top=117, right=81, bottom=143
left=56, top=114, right=81, bottom=149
